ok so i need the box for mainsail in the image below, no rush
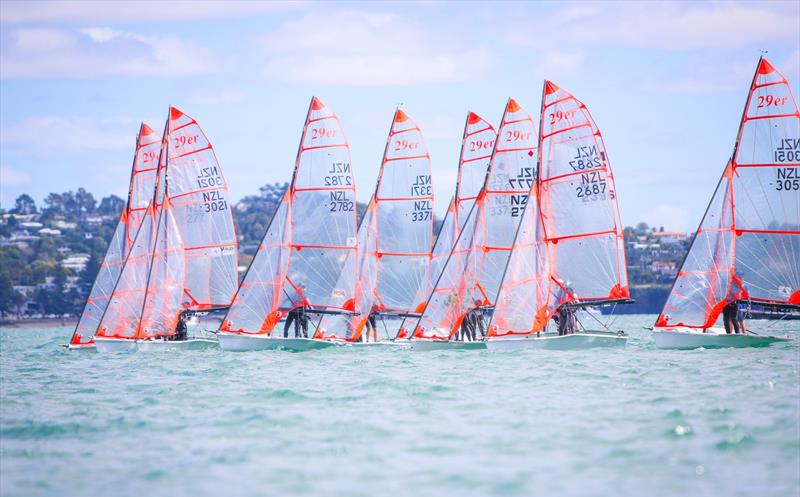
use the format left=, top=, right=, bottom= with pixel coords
left=96, top=106, right=238, bottom=339
left=414, top=99, right=537, bottom=339
left=656, top=57, right=800, bottom=329
left=489, top=81, right=628, bottom=336
left=424, top=112, right=497, bottom=299
left=70, top=123, right=160, bottom=345
left=221, top=97, right=357, bottom=334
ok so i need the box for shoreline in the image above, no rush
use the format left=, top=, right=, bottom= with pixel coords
left=0, top=318, right=77, bottom=329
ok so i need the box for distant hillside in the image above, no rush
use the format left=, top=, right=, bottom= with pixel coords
left=0, top=189, right=684, bottom=318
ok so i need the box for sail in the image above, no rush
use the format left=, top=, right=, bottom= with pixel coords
left=538, top=81, right=628, bottom=308
left=221, top=97, right=357, bottom=334
left=490, top=81, right=628, bottom=336
left=424, top=112, right=497, bottom=301
left=359, top=108, right=435, bottom=315
left=414, top=99, right=537, bottom=339
left=137, top=198, right=186, bottom=338
left=71, top=123, right=160, bottom=344
left=657, top=58, right=800, bottom=329
left=165, top=107, right=238, bottom=310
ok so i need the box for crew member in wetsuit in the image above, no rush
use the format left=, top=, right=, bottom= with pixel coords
left=460, top=311, right=475, bottom=341
left=364, top=305, right=379, bottom=342
left=173, top=312, right=188, bottom=341
left=284, top=306, right=310, bottom=338
left=553, top=280, right=577, bottom=336
left=722, top=301, right=740, bottom=334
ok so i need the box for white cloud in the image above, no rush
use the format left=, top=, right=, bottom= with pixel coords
left=0, top=27, right=226, bottom=78
left=0, top=165, right=31, bottom=187
left=1, top=116, right=139, bottom=153
left=0, top=0, right=301, bottom=24
left=256, top=10, right=493, bottom=85
left=506, top=1, right=799, bottom=50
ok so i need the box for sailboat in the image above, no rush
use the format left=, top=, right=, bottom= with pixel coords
left=67, top=123, right=161, bottom=350
left=653, top=57, right=798, bottom=349
left=311, top=107, right=436, bottom=345
left=218, top=97, right=358, bottom=352
left=485, top=81, right=631, bottom=350
left=94, top=106, right=239, bottom=352
left=411, top=99, right=537, bottom=350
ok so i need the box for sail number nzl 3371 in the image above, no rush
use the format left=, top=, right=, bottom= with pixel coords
left=411, top=175, right=432, bottom=196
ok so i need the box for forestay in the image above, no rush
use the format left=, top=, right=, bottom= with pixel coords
left=71, top=123, right=161, bottom=344
left=490, top=81, right=628, bottom=336
left=414, top=99, right=537, bottom=339
left=221, top=97, right=357, bottom=334
left=656, top=58, right=800, bottom=329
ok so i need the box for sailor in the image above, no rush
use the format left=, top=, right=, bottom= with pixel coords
left=460, top=311, right=475, bottom=341
left=722, top=301, right=740, bottom=334
left=365, top=305, right=379, bottom=342
left=174, top=312, right=188, bottom=341
left=554, top=280, right=577, bottom=336
left=284, top=307, right=302, bottom=338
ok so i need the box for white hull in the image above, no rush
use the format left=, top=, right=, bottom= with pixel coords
left=94, top=336, right=218, bottom=352
left=410, top=339, right=486, bottom=351
left=653, top=328, right=792, bottom=350
left=218, top=333, right=338, bottom=352
left=346, top=340, right=409, bottom=348
left=486, top=332, right=627, bottom=350
left=65, top=343, right=97, bottom=352
left=94, top=337, right=137, bottom=353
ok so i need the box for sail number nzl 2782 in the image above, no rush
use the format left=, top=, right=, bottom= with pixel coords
left=325, top=162, right=352, bottom=187
left=329, top=190, right=354, bottom=212
left=774, top=138, right=800, bottom=163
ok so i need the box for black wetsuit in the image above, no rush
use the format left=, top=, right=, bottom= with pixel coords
left=722, top=302, right=741, bottom=334
left=460, top=312, right=475, bottom=341
left=557, top=306, right=577, bottom=336
left=284, top=307, right=310, bottom=338
left=174, top=315, right=188, bottom=341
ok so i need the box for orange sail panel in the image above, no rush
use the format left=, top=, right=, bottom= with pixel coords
left=657, top=58, right=800, bottom=329
left=71, top=123, right=161, bottom=344
left=222, top=97, right=357, bottom=334
left=165, top=107, right=238, bottom=310
left=414, top=99, right=537, bottom=339
left=537, top=81, right=629, bottom=309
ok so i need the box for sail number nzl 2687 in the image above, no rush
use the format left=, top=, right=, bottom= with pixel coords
left=575, top=171, right=614, bottom=202
left=774, top=138, right=800, bottom=163
left=329, top=191, right=354, bottom=212
left=570, top=145, right=604, bottom=172
left=325, top=162, right=352, bottom=187
left=775, top=167, right=800, bottom=191
left=410, top=200, right=432, bottom=222
left=410, top=175, right=432, bottom=196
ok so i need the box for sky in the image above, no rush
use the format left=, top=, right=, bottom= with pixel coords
left=0, top=0, right=798, bottom=231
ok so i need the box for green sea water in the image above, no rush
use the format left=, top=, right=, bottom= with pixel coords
left=1, top=315, right=798, bottom=497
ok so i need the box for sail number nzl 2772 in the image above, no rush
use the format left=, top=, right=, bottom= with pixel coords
left=774, top=138, right=800, bottom=163
left=325, top=162, right=352, bottom=187
left=775, top=167, right=800, bottom=191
